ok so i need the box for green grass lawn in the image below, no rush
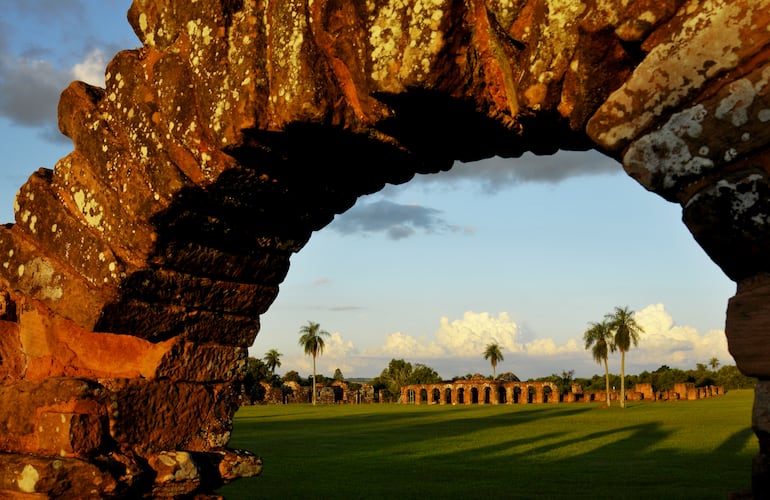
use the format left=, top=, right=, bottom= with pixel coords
left=217, top=390, right=755, bottom=499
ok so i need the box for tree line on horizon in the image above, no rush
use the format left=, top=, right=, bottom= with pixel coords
left=240, top=315, right=755, bottom=403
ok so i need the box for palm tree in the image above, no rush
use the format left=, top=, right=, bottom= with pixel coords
left=263, top=349, right=282, bottom=376
left=584, top=320, right=615, bottom=407
left=298, top=321, right=330, bottom=405
left=606, top=306, right=643, bottom=408
left=709, top=357, right=720, bottom=372
left=483, top=342, right=504, bottom=379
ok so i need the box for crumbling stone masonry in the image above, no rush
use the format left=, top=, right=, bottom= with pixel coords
left=1, top=0, right=769, bottom=497
left=402, top=380, right=560, bottom=404
left=402, top=381, right=725, bottom=404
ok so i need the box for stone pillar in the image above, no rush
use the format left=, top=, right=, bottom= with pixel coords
left=505, top=386, right=513, bottom=405
left=726, top=277, right=770, bottom=497
left=753, top=381, right=770, bottom=496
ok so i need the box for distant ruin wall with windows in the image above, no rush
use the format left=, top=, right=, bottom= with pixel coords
left=252, top=379, right=726, bottom=405
left=399, top=380, right=725, bottom=405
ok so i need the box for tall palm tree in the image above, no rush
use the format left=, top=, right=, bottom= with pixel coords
left=709, top=357, right=720, bottom=372
left=606, top=306, right=643, bottom=408
left=298, top=321, right=330, bottom=405
left=263, top=349, right=282, bottom=376
left=584, top=320, right=615, bottom=407
left=483, top=342, right=504, bottom=379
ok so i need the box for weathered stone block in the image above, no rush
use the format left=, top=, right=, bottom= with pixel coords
left=0, top=320, right=23, bottom=385
left=148, top=450, right=201, bottom=497
left=14, top=298, right=174, bottom=382
left=727, top=276, right=770, bottom=377
left=104, top=379, right=237, bottom=454
left=0, top=454, right=123, bottom=497
left=36, top=412, right=104, bottom=457
left=0, top=379, right=107, bottom=456
left=154, top=342, right=247, bottom=382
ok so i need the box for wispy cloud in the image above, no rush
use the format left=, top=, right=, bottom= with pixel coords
left=6, top=0, right=86, bottom=22
left=328, top=199, right=462, bottom=240
left=0, top=55, right=69, bottom=128
left=327, top=150, right=620, bottom=240
left=416, top=151, right=622, bottom=193
left=0, top=2, right=115, bottom=141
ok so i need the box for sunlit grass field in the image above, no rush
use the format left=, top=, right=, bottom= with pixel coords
left=217, top=389, right=755, bottom=499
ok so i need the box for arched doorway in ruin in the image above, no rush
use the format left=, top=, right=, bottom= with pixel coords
left=1, top=2, right=769, bottom=497
left=457, top=388, right=465, bottom=405
left=445, top=388, right=453, bottom=405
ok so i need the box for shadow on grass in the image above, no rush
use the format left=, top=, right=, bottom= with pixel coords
left=218, top=398, right=755, bottom=499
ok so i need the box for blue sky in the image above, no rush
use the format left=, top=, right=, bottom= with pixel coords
left=0, top=1, right=736, bottom=381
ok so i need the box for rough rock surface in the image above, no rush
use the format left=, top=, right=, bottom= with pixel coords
left=0, top=0, right=769, bottom=497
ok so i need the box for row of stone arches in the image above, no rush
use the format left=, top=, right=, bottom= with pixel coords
left=401, top=381, right=560, bottom=405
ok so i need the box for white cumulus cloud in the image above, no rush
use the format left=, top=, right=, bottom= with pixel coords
left=359, top=306, right=730, bottom=375
left=71, top=49, right=107, bottom=87
left=524, top=337, right=581, bottom=356
left=435, top=311, right=523, bottom=355
left=366, top=331, right=445, bottom=358
left=628, top=303, right=731, bottom=368
left=364, top=311, right=581, bottom=360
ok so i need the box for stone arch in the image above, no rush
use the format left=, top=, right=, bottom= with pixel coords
left=527, top=386, right=536, bottom=404
left=0, top=1, right=769, bottom=497
left=544, top=385, right=555, bottom=403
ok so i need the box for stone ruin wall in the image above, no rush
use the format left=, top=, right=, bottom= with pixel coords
left=401, top=380, right=725, bottom=404
left=0, top=0, right=769, bottom=497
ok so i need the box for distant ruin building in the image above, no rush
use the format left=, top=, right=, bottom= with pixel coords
left=257, top=381, right=376, bottom=405
left=400, top=380, right=725, bottom=405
